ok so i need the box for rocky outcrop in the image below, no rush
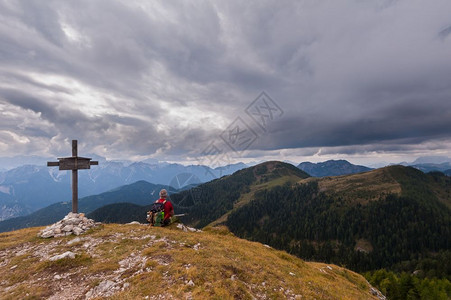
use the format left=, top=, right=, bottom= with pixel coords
left=176, top=223, right=201, bottom=232
left=38, top=212, right=100, bottom=238
left=370, top=286, right=387, bottom=300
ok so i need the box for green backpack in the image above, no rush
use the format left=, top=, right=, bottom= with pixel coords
left=153, top=211, right=164, bottom=227
left=147, top=201, right=165, bottom=226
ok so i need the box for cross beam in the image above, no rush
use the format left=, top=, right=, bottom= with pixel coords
left=47, top=140, right=98, bottom=213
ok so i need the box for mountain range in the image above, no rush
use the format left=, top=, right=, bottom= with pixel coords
left=407, top=162, right=451, bottom=173
left=80, top=161, right=450, bottom=279
left=2, top=156, right=450, bottom=223
left=0, top=158, right=375, bottom=222
left=89, top=161, right=310, bottom=226
left=0, top=181, right=176, bottom=233
left=1, top=158, right=450, bottom=298
left=0, top=161, right=247, bottom=221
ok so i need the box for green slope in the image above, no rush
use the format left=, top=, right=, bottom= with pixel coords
left=225, top=165, right=451, bottom=276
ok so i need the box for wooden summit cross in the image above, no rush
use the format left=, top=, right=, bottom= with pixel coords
left=47, top=140, right=98, bottom=213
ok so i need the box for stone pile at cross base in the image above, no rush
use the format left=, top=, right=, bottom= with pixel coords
left=38, top=212, right=100, bottom=238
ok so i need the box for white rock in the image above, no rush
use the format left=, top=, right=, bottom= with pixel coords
left=65, top=218, right=82, bottom=225
left=127, top=221, right=141, bottom=225
left=187, top=227, right=198, bottom=232
left=177, top=224, right=188, bottom=232
left=40, top=231, right=54, bottom=238
left=73, top=226, right=83, bottom=236
left=85, top=280, right=116, bottom=298
left=49, top=251, right=76, bottom=261
left=62, top=224, right=74, bottom=232
left=67, top=237, right=82, bottom=245
left=187, top=280, right=195, bottom=286
left=65, top=212, right=77, bottom=219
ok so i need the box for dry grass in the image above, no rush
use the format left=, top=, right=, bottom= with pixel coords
left=0, top=223, right=379, bottom=299
left=299, top=167, right=402, bottom=204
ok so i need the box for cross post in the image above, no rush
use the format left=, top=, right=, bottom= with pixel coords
left=47, top=140, right=99, bottom=213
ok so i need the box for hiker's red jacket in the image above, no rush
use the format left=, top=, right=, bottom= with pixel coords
left=157, top=198, right=174, bottom=221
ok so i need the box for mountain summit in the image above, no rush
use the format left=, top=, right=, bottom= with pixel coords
left=297, top=160, right=372, bottom=177
left=0, top=224, right=383, bottom=299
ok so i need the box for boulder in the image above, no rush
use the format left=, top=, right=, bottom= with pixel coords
left=62, top=225, right=74, bottom=232
left=73, top=226, right=83, bottom=236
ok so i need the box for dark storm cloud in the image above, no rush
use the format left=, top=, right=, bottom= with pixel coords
left=0, top=89, right=56, bottom=116
left=0, top=0, right=451, bottom=162
left=254, top=89, right=451, bottom=152
left=1, top=88, right=94, bottom=130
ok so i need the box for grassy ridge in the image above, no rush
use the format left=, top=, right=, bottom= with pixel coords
left=0, top=224, right=379, bottom=299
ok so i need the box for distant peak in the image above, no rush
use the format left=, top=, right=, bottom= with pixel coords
left=248, top=161, right=310, bottom=179
left=297, top=160, right=372, bottom=177
left=411, top=156, right=451, bottom=165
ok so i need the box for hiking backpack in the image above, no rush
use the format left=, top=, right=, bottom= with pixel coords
left=147, top=200, right=166, bottom=226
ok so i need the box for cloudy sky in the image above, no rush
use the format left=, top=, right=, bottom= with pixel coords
left=1, top=0, right=451, bottom=167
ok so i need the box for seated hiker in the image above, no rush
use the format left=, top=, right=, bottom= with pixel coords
left=147, top=189, right=174, bottom=227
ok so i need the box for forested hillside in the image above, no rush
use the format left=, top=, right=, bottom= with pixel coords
left=171, top=161, right=310, bottom=228
left=87, top=164, right=451, bottom=277
left=226, top=180, right=450, bottom=273
left=82, top=162, right=451, bottom=299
